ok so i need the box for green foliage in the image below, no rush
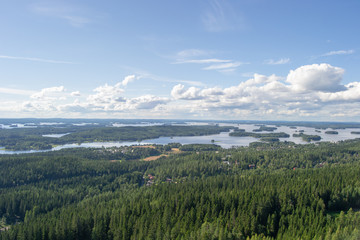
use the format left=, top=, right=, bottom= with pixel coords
left=293, top=133, right=321, bottom=142
left=179, top=144, right=222, bottom=151
left=260, top=137, right=280, bottom=142
left=325, top=131, right=339, bottom=135
left=253, top=126, right=278, bottom=132
left=1, top=138, right=360, bottom=239
left=230, top=131, right=290, bottom=139
left=0, top=125, right=233, bottom=151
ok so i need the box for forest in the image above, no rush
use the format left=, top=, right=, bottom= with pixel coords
left=1, top=132, right=360, bottom=239
left=292, top=133, right=322, bottom=142
left=229, top=129, right=290, bottom=143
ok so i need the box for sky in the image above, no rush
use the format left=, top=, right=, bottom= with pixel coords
left=1, top=0, right=360, bottom=121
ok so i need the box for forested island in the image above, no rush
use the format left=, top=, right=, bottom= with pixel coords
left=229, top=130, right=290, bottom=143
left=252, top=125, right=277, bottom=132
left=293, top=133, right=322, bottom=142
left=325, top=130, right=339, bottom=135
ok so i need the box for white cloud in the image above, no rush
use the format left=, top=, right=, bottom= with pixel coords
left=176, top=49, right=208, bottom=58
left=10, top=64, right=360, bottom=120
left=0, top=55, right=75, bottom=64
left=125, top=95, right=168, bottom=110
left=87, top=83, right=125, bottom=106
left=0, top=101, right=22, bottom=112
left=322, top=49, right=354, bottom=56
left=318, top=82, right=360, bottom=102
left=171, top=84, right=201, bottom=100
left=203, top=62, right=245, bottom=70
left=71, top=91, right=81, bottom=97
left=168, top=64, right=360, bottom=120
left=121, top=75, right=137, bottom=86
left=287, top=63, right=345, bottom=92
left=62, top=81, right=170, bottom=112
left=175, top=58, right=231, bottom=64
left=264, top=58, right=290, bottom=65
left=171, top=84, right=224, bottom=100
left=0, top=87, right=35, bottom=96
left=22, top=101, right=58, bottom=112
left=174, top=49, right=245, bottom=72
left=31, top=86, right=66, bottom=100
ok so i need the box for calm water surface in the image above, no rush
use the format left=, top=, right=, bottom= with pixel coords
left=1, top=123, right=360, bottom=154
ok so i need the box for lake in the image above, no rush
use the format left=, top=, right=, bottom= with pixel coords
left=1, top=123, right=360, bottom=154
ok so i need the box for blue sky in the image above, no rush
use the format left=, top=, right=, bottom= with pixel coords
left=1, top=0, right=360, bottom=121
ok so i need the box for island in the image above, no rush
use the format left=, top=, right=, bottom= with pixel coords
left=293, top=133, right=321, bottom=142
left=325, top=130, right=339, bottom=134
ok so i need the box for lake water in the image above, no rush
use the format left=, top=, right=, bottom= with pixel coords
left=42, top=133, right=70, bottom=138
left=1, top=123, right=360, bottom=154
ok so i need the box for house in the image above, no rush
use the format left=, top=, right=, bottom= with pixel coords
left=146, top=180, right=154, bottom=186
left=248, top=164, right=256, bottom=169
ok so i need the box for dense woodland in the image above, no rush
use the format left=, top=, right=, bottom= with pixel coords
left=229, top=129, right=290, bottom=143
left=1, top=127, right=360, bottom=239
left=292, top=133, right=322, bottom=142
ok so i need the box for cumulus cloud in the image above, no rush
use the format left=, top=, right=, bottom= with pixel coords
left=12, top=64, right=360, bottom=120
left=125, top=95, right=168, bottom=110
left=87, top=83, right=125, bottom=106
left=25, top=79, right=169, bottom=114
left=318, top=82, right=360, bottom=102
left=121, top=75, right=137, bottom=86
left=286, top=63, right=345, bottom=92
left=76, top=94, right=169, bottom=112
left=168, top=64, right=360, bottom=119
left=71, top=91, right=81, bottom=96
left=31, top=86, right=66, bottom=100
left=171, top=84, right=200, bottom=100
left=171, top=84, right=224, bottom=100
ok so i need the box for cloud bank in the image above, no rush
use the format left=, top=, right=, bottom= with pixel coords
left=169, top=63, right=360, bottom=119
left=10, top=65, right=360, bottom=120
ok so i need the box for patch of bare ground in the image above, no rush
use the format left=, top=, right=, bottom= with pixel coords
left=143, top=154, right=167, bottom=161
left=132, top=145, right=156, bottom=149
left=143, top=148, right=182, bottom=161
left=0, top=226, right=10, bottom=232
left=171, top=148, right=181, bottom=153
